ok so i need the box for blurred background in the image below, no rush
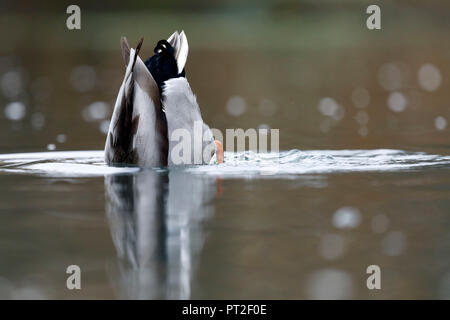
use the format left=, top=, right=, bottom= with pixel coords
left=0, top=0, right=449, bottom=300
left=0, top=0, right=449, bottom=154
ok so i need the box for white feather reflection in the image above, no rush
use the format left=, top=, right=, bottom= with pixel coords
left=105, top=170, right=216, bottom=299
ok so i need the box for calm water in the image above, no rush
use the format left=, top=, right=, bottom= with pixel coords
left=0, top=150, right=449, bottom=299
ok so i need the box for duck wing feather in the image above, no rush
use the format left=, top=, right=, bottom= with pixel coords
left=105, top=37, right=168, bottom=167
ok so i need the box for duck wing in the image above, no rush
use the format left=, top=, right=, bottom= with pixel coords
left=162, top=78, right=216, bottom=165
left=105, top=37, right=168, bottom=167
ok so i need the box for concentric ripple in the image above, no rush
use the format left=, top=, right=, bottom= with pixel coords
left=0, top=149, right=449, bottom=178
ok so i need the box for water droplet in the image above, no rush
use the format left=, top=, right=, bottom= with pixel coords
left=226, top=96, right=246, bottom=117
left=355, top=110, right=369, bottom=125
left=333, top=207, right=361, bottom=229
left=434, top=116, right=447, bottom=131
left=99, top=120, right=110, bottom=134
left=307, top=269, right=353, bottom=299
left=418, top=63, right=441, bottom=92
left=56, top=134, right=67, bottom=143
left=318, top=97, right=338, bottom=117
left=82, top=101, right=110, bottom=122
left=387, top=92, right=407, bottom=112
left=332, top=105, right=345, bottom=121
left=0, top=70, right=23, bottom=99
left=318, top=98, right=345, bottom=121
left=4, top=101, right=26, bottom=120
left=46, top=144, right=56, bottom=151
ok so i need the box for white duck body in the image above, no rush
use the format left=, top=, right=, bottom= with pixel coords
left=163, top=77, right=216, bottom=166
left=163, top=31, right=216, bottom=165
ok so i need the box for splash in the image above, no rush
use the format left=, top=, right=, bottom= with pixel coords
left=0, top=149, right=449, bottom=178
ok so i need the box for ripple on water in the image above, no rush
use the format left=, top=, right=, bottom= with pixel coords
left=0, top=149, right=449, bottom=178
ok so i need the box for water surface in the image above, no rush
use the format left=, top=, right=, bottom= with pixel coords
left=0, top=149, right=449, bottom=299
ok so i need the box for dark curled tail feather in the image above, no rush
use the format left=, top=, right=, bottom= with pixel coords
left=131, top=37, right=144, bottom=70
left=121, top=36, right=143, bottom=68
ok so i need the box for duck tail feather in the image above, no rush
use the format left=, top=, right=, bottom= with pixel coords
left=176, top=31, right=189, bottom=74
left=167, top=31, right=179, bottom=47
left=121, top=37, right=131, bottom=66
left=131, top=37, right=144, bottom=70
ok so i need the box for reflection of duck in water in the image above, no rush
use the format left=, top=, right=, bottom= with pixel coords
left=105, top=31, right=224, bottom=167
left=105, top=171, right=216, bottom=299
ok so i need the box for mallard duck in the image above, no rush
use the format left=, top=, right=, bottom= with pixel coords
left=105, top=31, right=223, bottom=167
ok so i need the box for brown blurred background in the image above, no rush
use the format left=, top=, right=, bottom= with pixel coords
left=0, top=0, right=449, bottom=154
